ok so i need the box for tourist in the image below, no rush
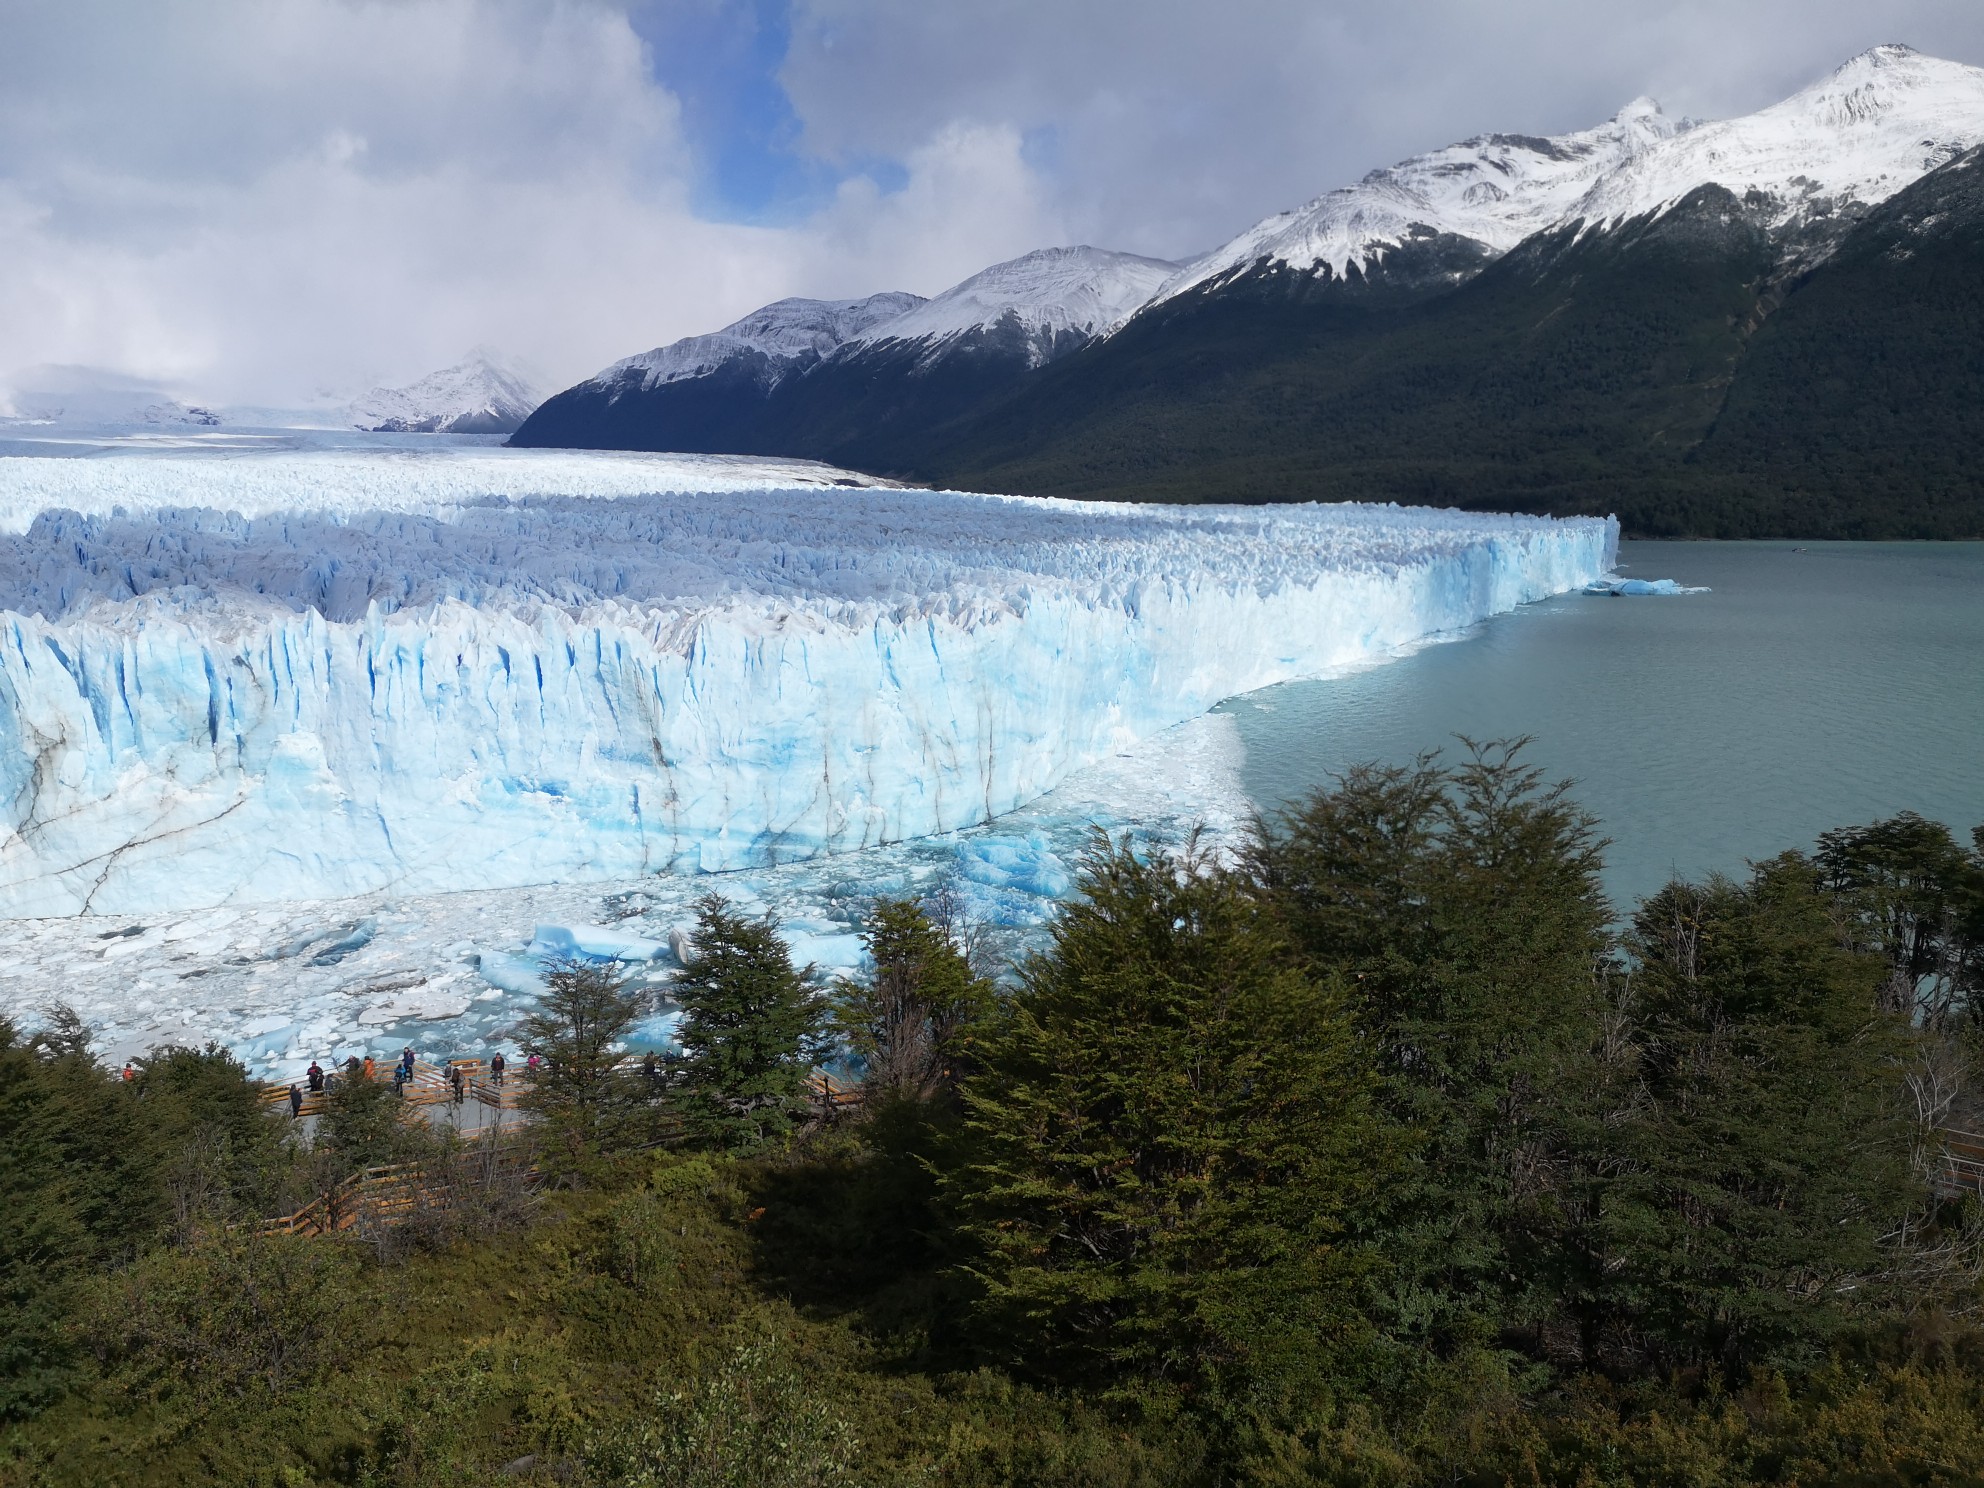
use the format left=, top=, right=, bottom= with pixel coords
left=449, top=1065, right=465, bottom=1105
left=642, top=1050, right=659, bottom=1092
left=362, top=1053, right=376, bottom=1081
left=120, top=1061, right=135, bottom=1083
left=526, top=1052, right=540, bottom=1077
left=490, top=1050, right=506, bottom=1086
left=400, top=1046, right=415, bottom=1080
left=306, top=1060, right=324, bottom=1093
left=288, top=1083, right=303, bottom=1119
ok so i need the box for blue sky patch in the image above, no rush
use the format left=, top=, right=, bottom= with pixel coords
left=631, top=0, right=906, bottom=224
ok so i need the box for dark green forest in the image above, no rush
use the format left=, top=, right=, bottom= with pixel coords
left=5, top=748, right=1984, bottom=1486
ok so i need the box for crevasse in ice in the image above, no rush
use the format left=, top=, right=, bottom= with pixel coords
left=0, top=447, right=1615, bottom=918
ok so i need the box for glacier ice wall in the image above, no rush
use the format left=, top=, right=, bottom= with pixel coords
left=0, top=449, right=1615, bottom=916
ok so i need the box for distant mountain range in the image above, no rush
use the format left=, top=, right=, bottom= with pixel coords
left=513, top=45, right=1984, bottom=538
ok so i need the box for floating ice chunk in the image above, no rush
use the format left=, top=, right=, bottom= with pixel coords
left=529, top=923, right=670, bottom=963
left=1583, top=576, right=1708, bottom=596
left=783, top=930, right=868, bottom=974
left=472, top=948, right=545, bottom=996
left=956, top=831, right=1075, bottom=900
left=359, top=990, right=473, bottom=1024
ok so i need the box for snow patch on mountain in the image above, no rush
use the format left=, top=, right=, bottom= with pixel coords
left=600, top=292, right=925, bottom=394
left=347, top=349, right=543, bottom=434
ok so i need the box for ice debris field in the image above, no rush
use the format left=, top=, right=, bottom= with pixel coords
left=0, top=437, right=1616, bottom=1073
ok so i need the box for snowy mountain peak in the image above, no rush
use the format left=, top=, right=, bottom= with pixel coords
left=1566, top=45, right=1984, bottom=235
left=1148, top=46, right=1984, bottom=312
left=347, top=349, right=543, bottom=434
left=1151, top=99, right=1684, bottom=305
left=858, top=246, right=1182, bottom=362
left=599, top=291, right=925, bottom=392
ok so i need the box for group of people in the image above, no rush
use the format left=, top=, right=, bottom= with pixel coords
left=277, top=1046, right=537, bottom=1119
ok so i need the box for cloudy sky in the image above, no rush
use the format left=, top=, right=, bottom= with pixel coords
left=6, top=0, right=1984, bottom=407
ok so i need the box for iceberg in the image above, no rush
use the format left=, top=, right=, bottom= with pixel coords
left=1583, top=576, right=1707, bottom=596
left=527, top=923, right=671, bottom=963
left=0, top=446, right=1615, bottom=917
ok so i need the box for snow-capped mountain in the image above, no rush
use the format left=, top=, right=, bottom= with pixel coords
left=1150, top=98, right=1686, bottom=304
left=1156, top=44, right=1984, bottom=304
left=865, top=247, right=1180, bottom=365
left=515, top=246, right=1177, bottom=455
left=575, top=246, right=1175, bottom=401
left=514, top=44, right=1984, bottom=542
left=604, top=292, right=925, bottom=393
left=1567, top=45, right=1984, bottom=241
left=347, top=349, right=543, bottom=434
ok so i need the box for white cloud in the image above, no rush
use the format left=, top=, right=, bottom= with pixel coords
left=0, top=0, right=1068, bottom=405
left=8, top=0, right=1984, bottom=407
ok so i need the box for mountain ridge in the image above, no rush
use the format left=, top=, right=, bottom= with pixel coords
left=510, top=46, right=1984, bottom=537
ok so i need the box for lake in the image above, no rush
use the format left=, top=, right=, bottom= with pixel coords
left=1222, top=541, right=1984, bottom=911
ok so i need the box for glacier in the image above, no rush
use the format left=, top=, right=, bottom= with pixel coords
left=0, top=444, right=1613, bottom=919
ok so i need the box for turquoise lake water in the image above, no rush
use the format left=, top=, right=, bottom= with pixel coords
left=1222, top=541, right=1984, bottom=912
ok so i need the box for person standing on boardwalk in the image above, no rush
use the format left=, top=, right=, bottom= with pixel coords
left=307, top=1060, right=324, bottom=1094
left=449, top=1064, right=465, bottom=1105
left=288, top=1083, right=304, bottom=1119
left=490, top=1050, right=506, bottom=1087
left=362, top=1054, right=376, bottom=1082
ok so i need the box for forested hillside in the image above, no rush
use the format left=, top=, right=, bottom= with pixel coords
left=908, top=154, right=1984, bottom=538
left=5, top=748, right=1983, bottom=1486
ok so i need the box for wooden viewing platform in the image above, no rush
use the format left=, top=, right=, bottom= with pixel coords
left=259, top=1058, right=532, bottom=1117
left=260, top=1061, right=862, bottom=1119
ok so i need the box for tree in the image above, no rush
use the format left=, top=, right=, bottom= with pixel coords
left=672, top=896, right=828, bottom=1153
left=1815, top=811, right=1984, bottom=1029
left=948, top=833, right=1391, bottom=1417
left=1250, top=740, right=1614, bottom=1353
left=834, top=896, right=992, bottom=1103
left=0, top=1012, right=151, bottom=1418
left=520, top=959, right=644, bottom=1153
left=1584, top=854, right=1927, bottom=1374
left=317, top=1065, right=408, bottom=1173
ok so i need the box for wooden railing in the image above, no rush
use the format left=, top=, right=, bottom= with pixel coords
left=260, top=1153, right=540, bottom=1237
left=259, top=1059, right=529, bottom=1116
left=1937, top=1129, right=1984, bottom=1199
left=263, top=1060, right=867, bottom=1117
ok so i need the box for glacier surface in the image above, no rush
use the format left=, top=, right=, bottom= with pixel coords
left=0, top=444, right=1613, bottom=919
